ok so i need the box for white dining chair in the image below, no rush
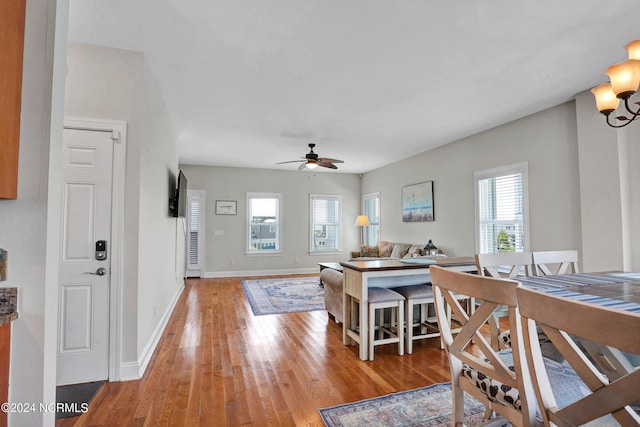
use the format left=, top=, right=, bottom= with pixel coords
left=517, top=286, right=640, bottom=426
left=430, top=266, right=538, bottom=426
left=475, top=252, right=534, bottom=350
left=532, top=249, right=579, bottom=276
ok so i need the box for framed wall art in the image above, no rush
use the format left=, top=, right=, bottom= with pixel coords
left=402, top=181, right=434, bottom=222
left=215, top=200, right=237, bottom=215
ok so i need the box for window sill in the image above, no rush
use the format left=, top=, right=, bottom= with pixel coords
left=309, top=251, right=342, bottom=256
left=245, top=251, right=283, bottom=257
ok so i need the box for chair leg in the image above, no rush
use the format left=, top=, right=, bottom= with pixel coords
left=369, top=303, right=376, bottom=361
left=406, top=301, right=414, bottom=354
left=397, top=302, right=404, bottom=356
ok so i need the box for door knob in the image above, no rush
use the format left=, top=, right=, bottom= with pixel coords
left=85, top=267, right=107, bottom=276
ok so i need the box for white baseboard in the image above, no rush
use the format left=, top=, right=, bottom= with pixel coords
left=204, top=267, right=318, bottom=278
left=119, top=283, right=185, bottom=381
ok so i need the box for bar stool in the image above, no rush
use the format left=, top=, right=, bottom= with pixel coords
left=368, top=287, right=405, bottom=361
left=391, top=284, right=441, bottom=354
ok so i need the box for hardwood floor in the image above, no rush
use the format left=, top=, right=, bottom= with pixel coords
left=55, top=275, right=460, bottom=426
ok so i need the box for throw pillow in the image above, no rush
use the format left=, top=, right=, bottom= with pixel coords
left=403, top=244, right=424, bottom=258
left=390, top=243, right=411, bottom=258
left=377, top=241, right=394, bottom=257
left=359, top=245, right=379, bottom=257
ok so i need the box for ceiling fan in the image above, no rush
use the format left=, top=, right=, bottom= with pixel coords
left=276, top=143, right=344, bottom=170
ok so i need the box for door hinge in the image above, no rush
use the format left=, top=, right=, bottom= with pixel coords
left=111, top=130, right=121, bottom=142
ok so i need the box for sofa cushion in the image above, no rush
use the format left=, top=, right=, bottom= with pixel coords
left=390, top=243, right=412, bottom=258
left=377, top=241, right=394, bottom=257
left=403, top=244, right=425, bottom=258
left=359, top=245, right=379, bottom=257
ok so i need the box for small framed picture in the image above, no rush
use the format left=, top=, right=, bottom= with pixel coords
left=215, top=200, right=237, bottom=215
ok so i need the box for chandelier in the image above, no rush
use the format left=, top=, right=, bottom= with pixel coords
left=592, top=40, right=640, bottom=128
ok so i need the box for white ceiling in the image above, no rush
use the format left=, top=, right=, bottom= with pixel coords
left=67, top=0, right=640, bottom=174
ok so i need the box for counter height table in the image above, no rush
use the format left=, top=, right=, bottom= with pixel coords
left=340, top=257, right=476, bottom=360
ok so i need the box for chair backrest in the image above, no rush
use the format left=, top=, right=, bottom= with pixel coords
left=532, top=249, right=579, bottom=276
left=429, top=266, right=537, bottom=425
left=516, top=286, right=640, bottom=426
left=475, top=252, right=534, bottom=278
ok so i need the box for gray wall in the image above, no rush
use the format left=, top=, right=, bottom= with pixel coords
left=575, top=90, right=640, bottom=272
left=64, top=43, right=184, bottom=374
left=361, top=102, right=582, bottom=259
left=180, top=166, right=361, bottom=275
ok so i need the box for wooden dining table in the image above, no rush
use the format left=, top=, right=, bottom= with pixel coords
left=516, top=271, right=640, bottom=381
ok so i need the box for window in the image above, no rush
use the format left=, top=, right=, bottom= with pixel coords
left=186, top=190, right=205, bottom=276
left=310, top=194, right=341, bottom=253
left=475, top=162, right=529, bottom=254
left=247, top=193, right=282, bottom=254
left=363, top=192, right=380, bottom=246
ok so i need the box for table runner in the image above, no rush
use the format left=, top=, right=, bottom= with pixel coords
left=517, top=272, right=640, bottom=313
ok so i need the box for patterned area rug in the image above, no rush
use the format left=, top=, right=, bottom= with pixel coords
left=319, top=383, right=486, bottom=427
left=319, top=357, right=599, bottom=427
left=241, top=276, right=325, bottom=315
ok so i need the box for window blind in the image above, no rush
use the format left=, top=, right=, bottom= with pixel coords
left=187, top=194, right=201, bottom=268
left=478, top=172, right=524, bottom=254
left=310, top=195, right=340, bottom=252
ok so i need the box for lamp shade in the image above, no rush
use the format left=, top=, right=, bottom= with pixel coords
left=354, top=215, right=370, bottom=226
left=606, top=59, right=640, bottom=97
left=626, top=40, right=640, bottom=60
left=591, top=83, right=620, bottom=113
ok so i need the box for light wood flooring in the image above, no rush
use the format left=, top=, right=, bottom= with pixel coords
left=56, top=275, right=462, bottom=426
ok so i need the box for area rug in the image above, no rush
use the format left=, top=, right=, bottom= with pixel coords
left=55, top=380, right=105, bottom=418
left=318, top=382, right=486, bottom=427
left=241, top=276, right=325, bottom=315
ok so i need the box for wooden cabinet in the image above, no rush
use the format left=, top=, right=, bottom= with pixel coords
left=0, top=0, right=27, bottom=199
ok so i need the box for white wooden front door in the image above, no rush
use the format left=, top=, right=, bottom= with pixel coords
left=57, top=128, right=113, bottom=385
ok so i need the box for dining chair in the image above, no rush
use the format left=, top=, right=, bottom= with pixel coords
left=517, top=286, right=640, bottom=426
left=430, top=266, right=538, bottom=426
left=531, top=249, right=579, bottom=276
left=475, top=252, right=535, bottom=350
left=475, top=252, right=534, bottom=279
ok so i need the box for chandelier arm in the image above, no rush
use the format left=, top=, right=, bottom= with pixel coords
left=606, top=113, right=637, bottom=128
left=623, top=96, right=640, bottom=116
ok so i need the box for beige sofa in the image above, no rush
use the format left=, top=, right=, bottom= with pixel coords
left=350, top=240, right=443, bottom=260
left=320, top=268, right=344, bottom=323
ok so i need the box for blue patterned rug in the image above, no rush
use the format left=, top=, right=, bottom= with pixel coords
left=241, top=276, right=325, bottom=315
left=319, top=356, right=599, bottom=427
left=318, top=383, right=486, bottom=427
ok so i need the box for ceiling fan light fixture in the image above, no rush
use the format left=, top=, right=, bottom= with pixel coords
left=306, top=161, right=318, bottom=169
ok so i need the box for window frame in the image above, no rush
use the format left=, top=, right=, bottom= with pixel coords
left=363, top=192, right=381, bottom=246
left=474, top=162, right=530, bottom=254
left=309, top=193, right=342, bottom=254
left=246, top=192, right=283, bottom=255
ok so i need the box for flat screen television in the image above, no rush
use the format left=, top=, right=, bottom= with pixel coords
left=170, top=170, right=188, bottom=217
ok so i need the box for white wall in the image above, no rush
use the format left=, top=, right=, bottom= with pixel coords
left=361, top=102, right=583, bottom=259
left=180, top=166, right=361, bottom=275
left=136, top=56, right=183, bottom=358
left=64, top=44, right=183, bottom=377
left=0, top=0, right=69, bottom=425
left=575, top=90, right=640, bottom=272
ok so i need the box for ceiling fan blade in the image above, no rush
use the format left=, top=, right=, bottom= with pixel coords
left=276, top=160, right=306, bottom=164
left=298, top=163, right=308, bottom=170
left=317, top=157, right=344, bottom=163
left=317, top=161, right=338, bottom=169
